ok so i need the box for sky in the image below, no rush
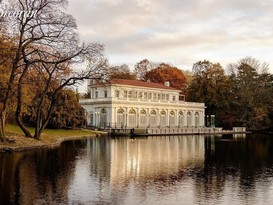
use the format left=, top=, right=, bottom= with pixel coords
left=67, top=0, right=273, bottom=73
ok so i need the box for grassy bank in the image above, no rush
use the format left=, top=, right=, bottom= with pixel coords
left=0, top=124, right=101, bottom=151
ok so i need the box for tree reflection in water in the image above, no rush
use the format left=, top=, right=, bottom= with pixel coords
left=193, top=134, right=273, bottom=204
left=0, top=139, right=87, bottom=205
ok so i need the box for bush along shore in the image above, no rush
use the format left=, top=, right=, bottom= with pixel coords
left=0, top=124, right=105, bottom=152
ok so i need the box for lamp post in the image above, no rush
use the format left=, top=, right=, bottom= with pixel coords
left=206, top=115, right=210, bottom=127
left=211, top=115, right=215, bottom=128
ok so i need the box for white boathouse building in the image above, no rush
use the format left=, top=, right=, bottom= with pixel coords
left=79, top=79, right=205, bottom=128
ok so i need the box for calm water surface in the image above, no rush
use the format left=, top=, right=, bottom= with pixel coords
left=1, top=134, right=273, bottom=205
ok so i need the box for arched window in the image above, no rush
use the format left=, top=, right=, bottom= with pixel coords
left=140, top=109, right=147, bottom=127
left=128, top=109, right=136, bottom=127
left=117, top=109, right=125, bottom=127
left=178, top=111, right=184, bottom=127
left=129, top=109, right=136, bottom=114
left=195, top=112, right=200, bottom=127
left=169, top=110, right=175, bottom=127
left=150, top=110, right=157, bottom=127
left=160, top=110, right=166, bottom=127
left=140, top=109, right=146, bottom=114
left=187, top=111, right=192, bottom=127
left=100, top=108, right=107, bottom=127
left=160, top=110, right=166, bottom=115
left=117, top=109, right=124, bottom=114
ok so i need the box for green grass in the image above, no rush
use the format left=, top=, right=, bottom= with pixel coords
left=6, top=124, right=96, bottom=137
left=1, top=124, right=101, bottom=149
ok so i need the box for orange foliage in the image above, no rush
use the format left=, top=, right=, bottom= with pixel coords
left=144, top=63, right=187, bottom=93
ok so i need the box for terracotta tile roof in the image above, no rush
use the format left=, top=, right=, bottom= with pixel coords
left=109, top=79, right=180, bottom=91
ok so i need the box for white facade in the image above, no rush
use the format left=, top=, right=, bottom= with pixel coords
left=80, top=80, right=205, bottom=128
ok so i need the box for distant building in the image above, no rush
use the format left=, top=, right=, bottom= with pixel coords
left=79, top=79, right=205, bottom=128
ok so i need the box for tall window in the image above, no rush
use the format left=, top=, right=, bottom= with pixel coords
left=172, top=96, right=176, bottom=101
left=169, top=110, right=175, bottom=127
left=95, top=91, right=98, bottom=98
left=140, top=109, right=147, bottom=127
left=100, top=108, right=107, bottom=127
left=117, top=109, right=125, bottom=127
left=195, top=112, right=200, bottom=127
left=128, top=109, right=136, bottom=127
left=150, top=110, right=157, bottom=127
left=104, top=90, right=107, bottom=98
left=187, top=111, right=192, bottom=127
left=178, top=111, right=183, bottom=127
left=160, top=110, right=166, bottom=127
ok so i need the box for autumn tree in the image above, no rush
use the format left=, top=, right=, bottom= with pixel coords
left=0, top=0, right=106, bottom=141
left=25, top=89, right=86, bottom=129
left=107, top=64, right=136, bottom=80
left=226, top=57, right=273, bottom=129
left=187, top=60, right=231, bottom=127
left=144, top=63, right=188, bottom=93
left=134, top=59, right=159, bottom=80
left=0, top=19, right=17, bottom=139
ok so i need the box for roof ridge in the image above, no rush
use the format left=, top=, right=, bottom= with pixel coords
left=109, top=79, right=180, bottom=91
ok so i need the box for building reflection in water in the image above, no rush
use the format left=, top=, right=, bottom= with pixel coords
left=62, top=135, right=205, bottom=204
left=110, top=135, right=204, bottom=183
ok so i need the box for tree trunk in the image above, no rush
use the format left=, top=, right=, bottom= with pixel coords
left=15, top=65, right=33, bottom=138
left=15, top=113, right=32, bottom=138
left=0, top=110, right=7, bottom=142
left=34, top=96, right=57, bottom=140
left=34, top=111, right=43, bottom=140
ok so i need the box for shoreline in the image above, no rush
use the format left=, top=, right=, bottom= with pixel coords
left=0, top=131, right=107, bottom=153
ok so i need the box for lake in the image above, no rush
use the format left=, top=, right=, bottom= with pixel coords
left=1, top=134, right=273, bottom=205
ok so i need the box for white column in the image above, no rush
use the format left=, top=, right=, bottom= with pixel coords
left=124, top=107, right=128, bottom=127
left=106, top=107, right=110, bottom=127
left=98, top=111, right=101, bottom=127
left=202, top=111, right=205, bottom=126
left=113, top=107, right=116, bottom=128
left=175, top=110, right=178, bottom=127
left=166, top=109, right=169, bottom=127
left=136, top=108, right=139, bottom=128
left=94, top=107, right=97, bottom=127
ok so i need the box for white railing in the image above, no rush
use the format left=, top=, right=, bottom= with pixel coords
left=79, top=98, right=112, bottom=103
left=79, top=97, right=205, bottom=107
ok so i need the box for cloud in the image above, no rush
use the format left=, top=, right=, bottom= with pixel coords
left=68, top=0, right=273, bottom=72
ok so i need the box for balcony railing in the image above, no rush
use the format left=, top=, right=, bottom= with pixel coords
left=80, top=97, right=205, bottom=107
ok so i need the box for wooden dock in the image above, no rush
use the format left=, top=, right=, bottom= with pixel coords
left=107, top=127, right=248, bottom=137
